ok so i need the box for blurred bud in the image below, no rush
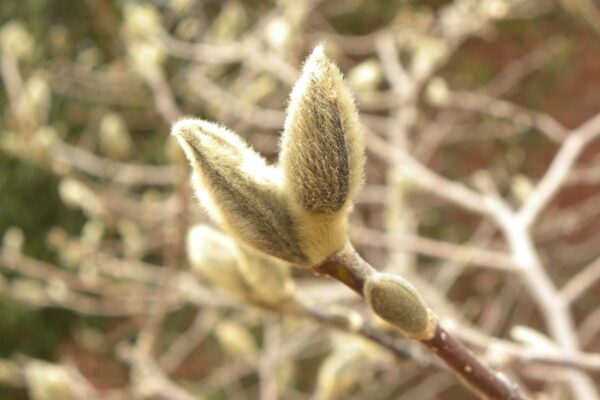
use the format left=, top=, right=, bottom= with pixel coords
left=186, top=224, right=251, bottom=301
left=33, top=126, right=57, bottom=153
left=236, top=244, right=295, bottom=305
left=208, top=1, right=248, bottom=43
left=46, top=227, right=67, bottom=249
left=59, top=178, right=104, bottom=217
left=280, top=44, right=365, bottom=264
left=322, top=304, right=364, bottom=331
left=46, top=278, right=69, bottom=303
left=315, top=336, right=381, bottom=400
left=347, top=59, right=382, bottom=93
left=510, top=326, right=557, bottom=351
left=409, top=36, right=448, bottom=81
left=174, top=119, right=306, bottom=264
left=81, top=219, right=104, bottom=247
left=0, top=20, right=33, bottom=60
left=127, top=41, right=166, bottom=80
left=18, top=73, right=51, bottom=127
left=511, top=174, right=533, bottom=202
left=364, top=273, right=433, bottom=339
left=425, top=77, right=450, bottom=105
left=123, top=4, right=162, bottom=39
left=99, top=112, right=132, bottom=160
left=2, top=227, right=25, bottom=253
left=265, top=17, right=292, bottom=54
left=10, top=279, right=46, bottom=306
left=214, top=321, right=257, bottom=357
left=25, top=361, right=92, bottom=400
left=481, top=0, right=509, bottom=19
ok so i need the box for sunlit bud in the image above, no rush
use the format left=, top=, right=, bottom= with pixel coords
left=510, top=325, right=557, bottom=351
left=0, top=20, right=33, bottom=60
left=364, top=273, right=433, bottom=339
left=99, top=112, right=132, bottom=160
left=58, top=178, right=104, bottom=217
left=25, top=360, right=94, bottom=400
left=127, top=41, right=166, bottom=80
left=280, top=44, right=365, bottom=264
left=214, top=321, right=257, bottom=357
left=18, top=74, right=51, bottom=127
left=174, top=119, right=307, bottom=263
left=347, top=59, right=382, bottom=93
left=510, top=174, right=533, bottom=202
left=186, top=224, right=251, bottom=301
left=208, top=1, right=248, bottom=43
left=315, top=336, right=381, bottom=400
left=425, top=77, right=450, bottom=105
left=265, top=17, right=292, bottom=53
left=409, top=36, right=448, bottom=81
left=123, top=3, right=162, bottom=38
left=2, top=227, right=25, bottom=253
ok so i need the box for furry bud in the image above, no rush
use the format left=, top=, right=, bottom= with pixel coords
left=364, top=273, right=432, bottom=339
left=280, top=44, right=365, bottom=264
left=186, top=225, right=295, bottom=307
left=174, top=119, right=306, bottom=264
left=186, top=224, right=251, bottom=302
left=236, top=244, right=295, bottom=305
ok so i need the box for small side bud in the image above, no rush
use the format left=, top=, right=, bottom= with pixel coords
left=280, top=44, right=365, bottom=264
left=236, top=244, right=295, bottom=306
left=364, top=273, right=433, bottom=339
left=186, top=224, right=251, bottom=302
left=174, top=119, right=307, bottom=264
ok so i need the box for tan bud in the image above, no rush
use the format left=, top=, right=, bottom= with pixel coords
left=235, top=243, right=295, bottom=306
left=364, top=273, right=432, bottom=339
left=174, top=119, right=307, bottom=264
left=0, top=20, right=33, bottom=60
left=25, top=360, right=94, bottom=400
left=214, top=321, right=257, bottom=357
left=99, top=112, right=132, bottom=160
left=186, top=224, right=251, bottom=302
left=280, top=45, right=365, bottom=264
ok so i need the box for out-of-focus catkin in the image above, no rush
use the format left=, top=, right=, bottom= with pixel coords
left=280, top=44, right=365, bottom=264
left=364, top=273, right=434, bottom=339
left=186, top=224, right=251, bottom=302
left=186, top=224, right=295, bottom=307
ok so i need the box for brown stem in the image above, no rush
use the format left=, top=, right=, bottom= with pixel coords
left=313, top=244, right=530, bottom=400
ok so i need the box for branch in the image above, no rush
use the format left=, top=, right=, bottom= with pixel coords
left=518, top=112, right=600, bottom=228
left=313, top=244, right=529, bottom=400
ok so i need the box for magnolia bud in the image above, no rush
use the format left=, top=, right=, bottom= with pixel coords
left=174, top=119, right=307, bottom=264
left=25, top=361, right=93, bottom=400
left=236, top=244, right=295, bottom=305
left=186, top=224, right=251, bottom=302
left=99, top=112, right=132, bottom=160
left=364, top=273, right=433, bottom=339
left=214, top=321, right=257, bottom=357
left=0, top=20, right=33, bottom=60
left=280, top=45, right=365, bottom=264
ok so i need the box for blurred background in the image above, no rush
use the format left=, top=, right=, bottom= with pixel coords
left=1, top=0, right=600, bottom=399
